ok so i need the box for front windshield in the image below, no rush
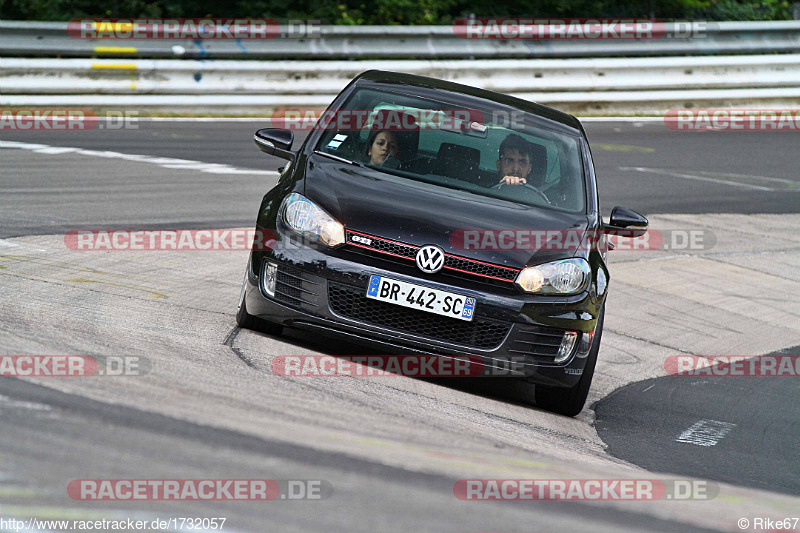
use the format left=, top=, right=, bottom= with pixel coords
left=315, top=87, right=586, bottom=213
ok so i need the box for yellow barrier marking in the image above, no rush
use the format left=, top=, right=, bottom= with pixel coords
left=596, top=143, right=655, bottom=153
left=92, top=47, right=138, bottom=55
left=91, top=62, right=138, bottom=70
left=93, top=22, right=134, bottom=33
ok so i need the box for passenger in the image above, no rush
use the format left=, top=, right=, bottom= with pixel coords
left=495, top=133, right=535, bottom=186
left=365, top=129, right=400, bottom=168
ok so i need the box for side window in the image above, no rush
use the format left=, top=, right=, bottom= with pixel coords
left=542, top=143, right=561, bottom=184
left=545, top=139, right=584, bottom=212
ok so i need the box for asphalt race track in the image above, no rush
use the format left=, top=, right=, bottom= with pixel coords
left=595, top=345, right=800, bottom=497
left=1, top=119, right=798, bottom=238
left=1, top=119, right=799, bottom=532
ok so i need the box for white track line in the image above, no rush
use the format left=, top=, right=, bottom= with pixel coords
left=620, top=166, right=780, bottom=191
left=0, top=140, right=279, bottom=177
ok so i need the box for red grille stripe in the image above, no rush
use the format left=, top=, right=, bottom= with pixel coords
left=346, top=230, right=520, bottom=283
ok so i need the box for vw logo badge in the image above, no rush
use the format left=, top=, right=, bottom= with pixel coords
left=416, top=245, right=445, bottom=274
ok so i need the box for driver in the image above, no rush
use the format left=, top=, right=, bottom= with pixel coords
left=495, top=133, right=533, bottom=186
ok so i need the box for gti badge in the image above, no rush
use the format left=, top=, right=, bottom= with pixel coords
left=351, top=234, right=372, bottom=246
left=416, top=245, right=445, bottom=274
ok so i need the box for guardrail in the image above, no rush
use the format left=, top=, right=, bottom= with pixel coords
left=2, top=55, right=800, bottom=114
left=3, top=21, right=800, bottom=114
left=2, top=20, right=800, bottom=59
left=3, top=56, right=800, bottom=93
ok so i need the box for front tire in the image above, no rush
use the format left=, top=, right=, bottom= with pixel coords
left=534, top=305, right=605, bottom=417
left=236, top=265, right=283, bottom=336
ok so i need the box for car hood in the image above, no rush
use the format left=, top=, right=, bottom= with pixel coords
left=305, top=156, right=589, bottom=269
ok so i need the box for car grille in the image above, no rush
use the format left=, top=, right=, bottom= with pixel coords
left=345, top=230, right=520, bottom=283
left=327, top=282, right=511, bottom=350
left=271, top=264, right=319, bottom=308
left=509, top=324, right=568, bottom=364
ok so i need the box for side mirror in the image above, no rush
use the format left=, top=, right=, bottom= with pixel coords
left=254, top=129, right=296, bottom=162
left=605, top=206, right=648, bottom=238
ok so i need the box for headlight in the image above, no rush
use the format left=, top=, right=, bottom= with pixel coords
left=515, top=258, right=591, bottom=294
left=279, top=193, right=345, bottom=247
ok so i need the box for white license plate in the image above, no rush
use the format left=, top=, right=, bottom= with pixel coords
left=365, top=275, right=476, bottom=322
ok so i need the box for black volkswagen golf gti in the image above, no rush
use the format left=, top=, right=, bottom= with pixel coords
left=237, top=70, right=647, bottom=416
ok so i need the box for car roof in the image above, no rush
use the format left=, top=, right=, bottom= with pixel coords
left=353, top=70, right=584, bottom=134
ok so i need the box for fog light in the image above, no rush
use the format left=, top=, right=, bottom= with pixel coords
left=555, top=331, right=579, bottom=364
left=577, top=330, right=595, bottom=357
left=264, top=262, right=278, bottom=297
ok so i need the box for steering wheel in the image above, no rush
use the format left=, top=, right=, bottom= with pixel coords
left=491, top=181, right=552, bottom=205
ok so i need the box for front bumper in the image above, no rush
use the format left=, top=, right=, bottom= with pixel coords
left=245, top=242, right=603, bottom=388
